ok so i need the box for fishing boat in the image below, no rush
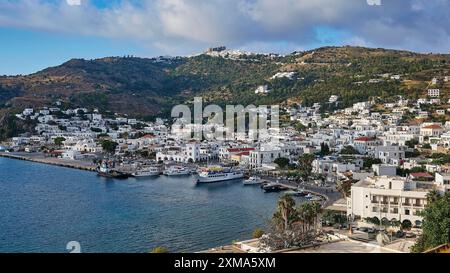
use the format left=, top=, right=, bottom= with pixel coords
left=132, top=166, right=161, bottom=177
left=163, top=166, right=190, bottom=176
left=196, top=166, right=244, bottom=183
left=97, top=161, right=130, bottom=179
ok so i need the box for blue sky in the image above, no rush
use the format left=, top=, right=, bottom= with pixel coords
left=0, top=0, right=449, bottom=75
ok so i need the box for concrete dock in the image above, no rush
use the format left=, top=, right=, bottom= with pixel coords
left=0, top=152, right=97, bottom=172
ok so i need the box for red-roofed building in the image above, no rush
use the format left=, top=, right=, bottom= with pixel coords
left=409, top=172, right=434, bottom=181
left=420, top=124, right=444, bottom=138
left=353, top=137, right=381, bottom=154
left=219, top=147, right=255, bottom=160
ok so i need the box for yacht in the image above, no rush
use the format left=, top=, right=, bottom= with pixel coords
left=163, top=166, right=190, bottom=176
left=132, top=166, right=161, bottom=177
left=243, top=176, right=262, bottom=185
left=196, top=166, right=244, bottom=183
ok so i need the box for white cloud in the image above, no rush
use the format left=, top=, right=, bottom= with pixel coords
left=0, top=0, right=449, bottom=55
left=66, top=0, right=81, bottom=6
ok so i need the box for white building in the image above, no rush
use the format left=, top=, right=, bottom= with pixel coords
left=254, top=85, right=270, bottom=94
left=347, top=176, right=430, bottom=226
left=372, top=164, right=397, bottom=176
left=249, top=148, right=287, bottom=169
left=372, top=145, right=405, bottom=165
left=428, top=89, right=440, bottom=97
left=435, top=173, right=450, bottom=193
left=156, top=143, right=202, bottom=163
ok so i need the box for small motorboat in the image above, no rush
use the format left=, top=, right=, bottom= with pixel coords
left=305, top=193, right=314, bottom=199
left=243, top=176, right=262, bottom=185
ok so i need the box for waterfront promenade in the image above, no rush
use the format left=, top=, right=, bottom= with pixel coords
left=261, top=176, right=341, bottom=207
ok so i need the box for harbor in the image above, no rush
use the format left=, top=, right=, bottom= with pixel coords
left=0, top=152, right=332, bottom=204
left=0, top=156, right=309, bottom=253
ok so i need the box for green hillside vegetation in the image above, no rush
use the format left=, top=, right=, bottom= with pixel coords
left=1, top=46, right=449, bottom=140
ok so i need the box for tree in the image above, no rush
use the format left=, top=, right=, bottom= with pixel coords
left=336, top=180, right=353, bottom=198
left=274, top=157, right=290, bottom=169
left=422, top=143, right=431, bottom=149
left=405, top=139, right=419, bottom=149
left=363, top=157, right=382, bottom=169
left=426, top=190, right=442, bottom=204
left=297, top=154, right=315, bottom=181
left=252, top=228, right=265, bottom=239
left=54, top=137, right=66, bottom=146
left=412, top=193, right=450, bottom=252
left=322, top=210, right=346, bottom=226
left=273, top=194, right=297, bottom=232
left=101, top=140, right=118, bottom=154
left=260, top=195, right=321, bottom=251
left=340, top=145, right=359, bottom=155
left=319, top=143, right=331, bottom=156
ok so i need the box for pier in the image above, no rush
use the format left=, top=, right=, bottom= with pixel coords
left=0, top=152, right=97, bottom=172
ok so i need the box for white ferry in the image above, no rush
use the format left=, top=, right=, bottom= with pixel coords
left=196, top=166, right=244, bottom=183
left=132, top=166, right=161, bottom=177
left=163, top=166, right=190, bottom=176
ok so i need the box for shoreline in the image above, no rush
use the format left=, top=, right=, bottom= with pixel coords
left=0, top=152, right=97, bottom=172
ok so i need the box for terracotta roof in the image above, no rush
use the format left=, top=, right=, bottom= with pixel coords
left=410, top=172, right=433, bottom=178
left=227, top=148, right=255, bottom=153
left=423, top=124, right=442, bottom=129
left=354, top=137, right=375, bottom=142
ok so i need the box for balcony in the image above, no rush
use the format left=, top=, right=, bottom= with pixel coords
left=402, top=203, right=412, bottom=206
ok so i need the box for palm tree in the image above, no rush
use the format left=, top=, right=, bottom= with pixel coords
left=297, top=201, right=322, bottom=233
left=274, top=194, right=297, bottom=232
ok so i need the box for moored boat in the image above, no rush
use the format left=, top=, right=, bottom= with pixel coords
left=132, top=166, right=161, bottom=177
left=196, top=166, right=244, bottom=183
left=262, top=183, right=288, bottom=193
left=243, top=176, right=262, bottom=185
left=97, top=161, right=130, bottom=179
left=163, top=166, right=190, bottom=176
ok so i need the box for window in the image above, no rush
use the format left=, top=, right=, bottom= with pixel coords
left=405, top=209, right=410, bottom=215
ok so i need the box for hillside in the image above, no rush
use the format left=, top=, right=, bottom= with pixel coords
left=1, top=45, right=450, bottom=139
